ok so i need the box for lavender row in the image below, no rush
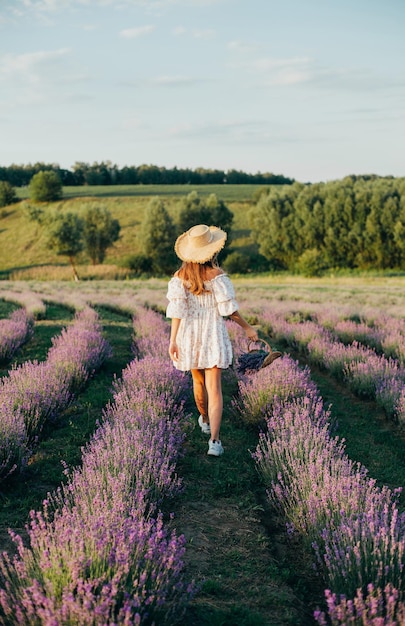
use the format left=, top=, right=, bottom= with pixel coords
left=313, top=308, right=405, bottom=366
left=0, top=306, right=194, bottom=624
left=132, top=305, right=171, bottom=360
left=0, top=291, right=47, bottom=319
left=0, top=308, right=112, bottom=481
left=243, top=298, right=405, bottom=364
left=0, top=308, right=34, bottom=362
left=261, top=310, right=405, bottom=425
left=231, top=346, right=405, bottom=623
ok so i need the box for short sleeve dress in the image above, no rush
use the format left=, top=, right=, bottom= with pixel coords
left=166, top=273, right=238, bottom=371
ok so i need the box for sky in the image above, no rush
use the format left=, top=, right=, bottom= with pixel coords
left=0, top=0, right=404, bottom=183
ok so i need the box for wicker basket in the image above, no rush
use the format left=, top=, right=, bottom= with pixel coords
left=236, top=339, right=282, bottom=374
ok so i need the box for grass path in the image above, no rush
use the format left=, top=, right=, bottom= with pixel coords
left=172, top=371, right=316, bottom=626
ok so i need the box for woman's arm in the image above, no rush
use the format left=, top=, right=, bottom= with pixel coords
left=228, top=311, right=259, bottom=342
left=169, top=318, right=181, bottom=362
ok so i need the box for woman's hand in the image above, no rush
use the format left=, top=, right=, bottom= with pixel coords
left=169, top=340, right=179, bottom=362
left=245, top=326, right=259, bottom=342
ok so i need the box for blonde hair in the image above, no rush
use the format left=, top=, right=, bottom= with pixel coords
left=177, top=255, right=220, bottom=295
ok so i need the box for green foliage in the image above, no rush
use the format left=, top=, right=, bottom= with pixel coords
left=4, top=177, right=405, bottom=277
left=29, top=171, right=63, bottom=202
left=252, top=186, right=271, bottom=204
left=139, top=197, right=178, bottom=274
left=249, top=177, right=405, bottom=272
left=46, top=212, right=83, bottom=257
left=45, top=211, right=84, bottom=279
left=295, top=248, right=326, bottom=277
left=177, top=191, right=234, bottom=238
left=120, top=254, right=153, bottom=275
left=81, top=204, right=121, bottom=264
left=177, top=190, right=211, bottom=232
left=249, top=183, right=303, bottom=270
left=22, top=202, right=45, bottom=223
left=223, top=251, right=251, bottom=274
left=1, top=161, right=294, bottom=187
left=0, top=181, right=17, bottom=208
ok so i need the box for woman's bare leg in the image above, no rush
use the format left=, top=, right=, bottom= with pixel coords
left=191, top=369, right=209, bottom=422
left=204, top=367, right=223, bottom=441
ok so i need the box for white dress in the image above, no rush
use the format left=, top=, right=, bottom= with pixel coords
left=166, top=274, right=238, bottom=371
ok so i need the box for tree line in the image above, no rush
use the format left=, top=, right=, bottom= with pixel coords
left=4, top=169, right=405, bottom=277
left=249, top=175, right=405, bottom=274
left=0, top=161, right=294, bottom=188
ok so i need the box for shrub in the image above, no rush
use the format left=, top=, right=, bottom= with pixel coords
left=22, top=202, right=45, bottom=223
left=81, top=204, right=120, bottom=264
left=121, top=254, right=153, bottom=275
left=223, top=251, right=250, bottom=274
left=296, top=248, right=326, bottom=277
left=29, top=170, right=62, bottom=202
left=0, top=181, right=17, bottom=208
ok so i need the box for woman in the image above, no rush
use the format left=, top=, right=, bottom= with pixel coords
left=166, top=224, right=258, bottom=457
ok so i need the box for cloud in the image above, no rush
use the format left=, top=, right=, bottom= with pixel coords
left=166, top=118, right=300, bottom=145
left=0, top=48, right=71, bottom=83
left=192, top=28, right=215, bottom=39
left=1, top=0, right=224, bottom=18
left=148, top=74, right=199, bottom=86
left=172, top=25, right=186, bottom=35
left=244, top=56, right=312, bottom=85
left=122, top=114, right=145, bottom=131
left=227, top=40, right=258, bottom=54
left=120, top=74, right=206, bottom=89
left=232, top=55, right=400, bottom=92
left=0, top=48, right=91, bottom=109
left=81, top=23, right=98, bottom=31
left=170, top=25, right=215, bottom=38
left=119, top=24, right=155, bottom=38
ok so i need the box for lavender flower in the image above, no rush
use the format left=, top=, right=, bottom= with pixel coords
left=0, top=307, right=195, bottom=624
left=0, top=308, right=112, bottom=479
left=132, top=307, right=171, bottom=360
left=314, top=502, right=405, bottom=599
left=0, top=309, right=34, bottom=362
left=233, top=354, right=318, bottom=425
left=314, top=584, right=405, bottom=625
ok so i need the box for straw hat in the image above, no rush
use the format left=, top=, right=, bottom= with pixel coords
left=174, top=224, right=227, bottom=263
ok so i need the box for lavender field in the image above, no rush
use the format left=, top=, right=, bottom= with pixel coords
left=0, top=275, right=404, bottom=625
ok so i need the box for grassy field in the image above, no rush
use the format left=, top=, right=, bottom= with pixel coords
left=1, top=186, right=258, bottom=278
left=4, top=184, right=405, bottom=283
left=15, top=184, right=265, bottom=203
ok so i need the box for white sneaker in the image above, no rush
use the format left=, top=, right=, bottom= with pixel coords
left=207, top=439, right=224, bottom=456
left=198, top=415, right=211, bottom=435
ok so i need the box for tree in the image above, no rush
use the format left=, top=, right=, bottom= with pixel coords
left=139, top=197, right=177, bottom=274
left=177, top=191, right=211, bottom=233
left=222, top=251, right=250, bottom=274
left=177, top=191, right=234, bottom=246
left=29, top=171, right=62, bottom=202
left=81, top=204, right=120, bottom=264
left=249, top=183, right=303, bottom=270
left=205, top=193, right=234, bottom=235
left=0, top=181, right=17, bottom=207
left=45, top=212, right=84, bottom=280
left=122, top=254, right=154, bottom=276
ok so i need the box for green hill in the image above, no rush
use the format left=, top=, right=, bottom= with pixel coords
left=1, top=186, right=259, bottom=280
